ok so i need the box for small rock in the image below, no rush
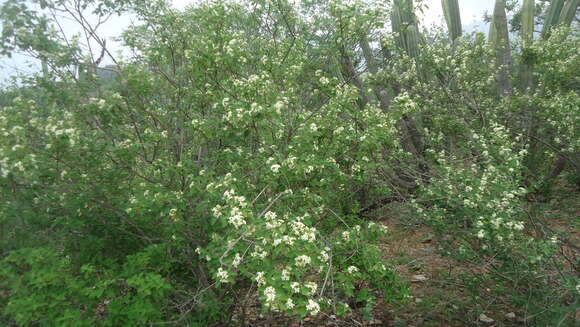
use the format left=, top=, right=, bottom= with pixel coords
left=415, top=298, right=423, bottom=303
left=479, top=313, right=494, bottom=324
left=411, top=274, right=429, bottom=282
left=505, top=312, right=516, bottom=319
left=370, top=319, right=383, bottom=325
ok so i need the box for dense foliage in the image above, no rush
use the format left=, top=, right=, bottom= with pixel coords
left=0, top=0, right=578, bottom=326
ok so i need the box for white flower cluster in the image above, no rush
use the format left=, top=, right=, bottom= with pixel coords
left=255, top=271, right=266, bottom=286
left=228, top=206, right=246, bottom=228
left=264, top=286, right=276, bottom=305
left=213, top=188, right=250, bottom=228
left=347, top=266, right=359, bottom=274
left=295, top=255, right=311, bottom=267
left=305, top=281, right=317, bottom=295
left=291, top=282, right=300, bottom=293
left=319, top=248, right=330, bottom=262
left=270, top=164, right=281, bottom=173
left=250, top=245, right=268, bottom=259
left=306, top=299, right=320, bottom=315
left=217, top=267, right=229, bottom=283
left=264, top=211, right=283, bottom=229
left=281, top=268, right=290, bottom=281
left=232, top=253, right=242, bottom=267
left=290, top=218, right=316, bottom=242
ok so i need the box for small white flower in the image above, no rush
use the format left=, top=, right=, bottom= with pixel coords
left=223, top=189, right=236, bottom=200
left=281, top=268, right=290, bottom=281
left=228, top=207, right=246, bottom=228
left=306, top=299, right=320, bottom=315
left=347, top=266, right=359, bottom=274
left=211, top=205, right=223, bottom=217
left=232, top=253, right=242, bottom=267
left=251, top=246, right=268, bottom=259
left=255, top=272, right=266, bottom=286
left=310, top=123, right=318, bottom=132
left=295, top=255, right=311, bottom=267
left=305, top=281, right=317, bottom=294
left=283, top=235, right=296, bottom=245
left=271, top=164, right=281, bottom=173
left=342, top=231, right=351, bottom=242
left=264, top=211, right=277, bottom=220
left=217, top=267, right=229, bottom=283
left=286, top=298, right=295, bottom=309
left=291, top=282, right=300, bottom=293
left=300, top=229, right=316, bottom=242
left=264, top=286, right=276, bottom=303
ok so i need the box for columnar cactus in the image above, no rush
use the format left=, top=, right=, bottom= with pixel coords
left=489, top=0, right=512, bottom=96
left=391, top=0, right=421, bottom=59
left=442, top=0, right=462, bottom=42
left=541, top=0, right=565, bottom=38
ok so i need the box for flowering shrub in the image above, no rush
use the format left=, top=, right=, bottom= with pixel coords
left=0, top=1, right=411, bottom=325
left=396, top=31, right=579, bottom=325
left=202, top=176, right=405, bottom=318
left=415, top=123, right=552, bottom=256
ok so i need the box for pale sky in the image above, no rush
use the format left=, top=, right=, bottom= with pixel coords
left=420, top=0, right=494, bottom=27
left=0, top=0, right=497, bottom=85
